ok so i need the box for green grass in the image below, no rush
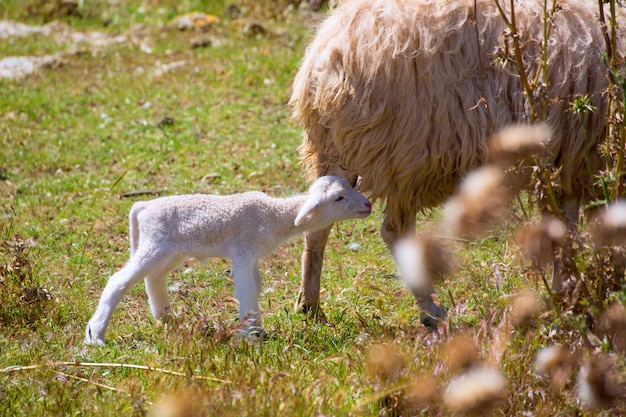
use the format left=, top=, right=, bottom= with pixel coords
left=1, top=1, right=625, bottom=416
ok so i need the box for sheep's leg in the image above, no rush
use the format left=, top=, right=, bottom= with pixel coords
left=232, top=258, right=263, bottom=334
left=382, top=203, right=446, bottom=330
left=552, top=195, right=581, bottom=292
left=297, top=170, right=358, bottom=321
left=85, top=251, right=163, bottom=345
left=297, top=225, right=332, bottom=322
left=144, top=254, right=184, bottom=320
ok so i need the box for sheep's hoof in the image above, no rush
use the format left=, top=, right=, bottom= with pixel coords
left=297, top=300, right=328, bottom=323
left=415, top=296, right=447, bottom=331
left=420, top=312, right=443, bottom=331
left=295, top=290, right=328, bottom=322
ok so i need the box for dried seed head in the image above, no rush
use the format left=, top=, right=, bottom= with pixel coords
left=591, top=201, right=626, bottom=247
left=488, top=123, right=551, bottom=165
left=509, top=290, right=541, bottom=327
left=393, top=234, right=450, bottom=295
left=366, top=343, right=405, bottom=382
left=405, top=375, right=439, bottom=409
left=151, top=392, right=197, bottom=417
left=419, top=233, right=451, bottom=278
left=442, top=334, right=480, bottom=373
left=393, top=238, right=430, bottom=295
left=577, top=354, right=626, bottom=409
left=600, top=302, right=626, bottom=354
left=443, top=166, right=513, bottom=237
left=516, top=217, right=566, bottom=265
left=533, top=345, right=574, bottom=390
left=443, top=366, right=507, bottom=414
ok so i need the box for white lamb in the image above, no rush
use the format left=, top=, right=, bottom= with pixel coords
left=85, top=176, right=372, bottom=345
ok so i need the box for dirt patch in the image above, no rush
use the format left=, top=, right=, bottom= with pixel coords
left=0, top=20, right=128, bottom=80
left=0, top=20, right=125, bottom=46
left=0, top=54, right=64, bottom=79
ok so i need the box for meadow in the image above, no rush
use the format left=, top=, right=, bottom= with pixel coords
left=1, top=1, right=625, bottom=416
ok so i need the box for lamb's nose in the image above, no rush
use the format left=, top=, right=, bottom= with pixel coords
left=365, top=201, right=372, bottom=208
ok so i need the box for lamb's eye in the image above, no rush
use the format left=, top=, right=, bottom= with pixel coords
left=334, top=196, right=345, bottom=202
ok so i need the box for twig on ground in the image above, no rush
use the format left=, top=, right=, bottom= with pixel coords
left=121, top=190, right=166, bottom=198
left=1, top=360, right=231, bottom=384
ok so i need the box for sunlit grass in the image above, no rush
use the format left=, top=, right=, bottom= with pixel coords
left=1, top=1, right=625, bottom=416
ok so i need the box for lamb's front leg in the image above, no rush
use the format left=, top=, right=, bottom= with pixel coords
left=144, top=254, right=184, bottom=321
left=232, top=258, right=264, bottom=336
left=86, top=254, right=158, bottom=345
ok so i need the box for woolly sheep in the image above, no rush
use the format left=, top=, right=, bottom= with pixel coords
left=289, top=0, right=626, bottom=325
left=85, top=176, right=371, bottom=345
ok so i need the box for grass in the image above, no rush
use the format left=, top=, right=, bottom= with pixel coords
left=1, top=0, right=625, bottom=416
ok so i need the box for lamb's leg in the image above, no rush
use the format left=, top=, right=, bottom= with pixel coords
left=296, top=225, right=332, bottom=322
left=144, top=254, right=184, bottom=320
left=232, top=258, right=263, bottom=335
left=381, top=202, right=446, bottom=330
left=85, top=251, right=161, bottom=345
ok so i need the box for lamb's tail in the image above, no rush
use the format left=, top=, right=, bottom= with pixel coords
left=129, top=202, right=147, bottom=256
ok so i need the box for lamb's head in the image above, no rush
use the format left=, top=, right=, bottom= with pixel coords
left=294, top=176, right=372, bottom=228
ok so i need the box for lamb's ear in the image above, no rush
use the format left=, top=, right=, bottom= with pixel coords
left=295, top=201, right=320, bottom=226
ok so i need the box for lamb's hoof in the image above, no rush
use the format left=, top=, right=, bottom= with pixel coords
left=248, top=328, right=267, bottom=341
left=237, top=326, right=267, bottom=342
left=84, top=324, right=106, bottom=345
left=84, top=337, right=105, bottom=346
left=157, top=306, right=181, bottom=326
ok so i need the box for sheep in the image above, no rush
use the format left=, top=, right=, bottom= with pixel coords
left=289, top=0, right=626, bottom=326
left=85, top=176, right=372, bottom=345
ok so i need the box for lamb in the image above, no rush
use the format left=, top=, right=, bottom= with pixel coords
left=85, top=176, right=372, bottom=345
left=289, top=0, right=626, bottom=326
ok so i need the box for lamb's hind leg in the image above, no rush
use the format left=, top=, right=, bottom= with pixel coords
left=382, top=201, right=446, bottom=330
left=232, top=258, right=264, bottom=335
left=86, top=250, right=163, bottom=345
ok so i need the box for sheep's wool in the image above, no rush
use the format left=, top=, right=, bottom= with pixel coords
left=291, top=0, right=625, bottom=233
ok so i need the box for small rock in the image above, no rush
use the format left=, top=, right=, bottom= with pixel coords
left=157, top=116, right=175, bottom=128
left=169, top=12, right=220, bottom=31
left=225, top=4, right=242, bottom=20
left=190, top=35, right=212, bottom=48
left=243, top=21, right=267, bottom=37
